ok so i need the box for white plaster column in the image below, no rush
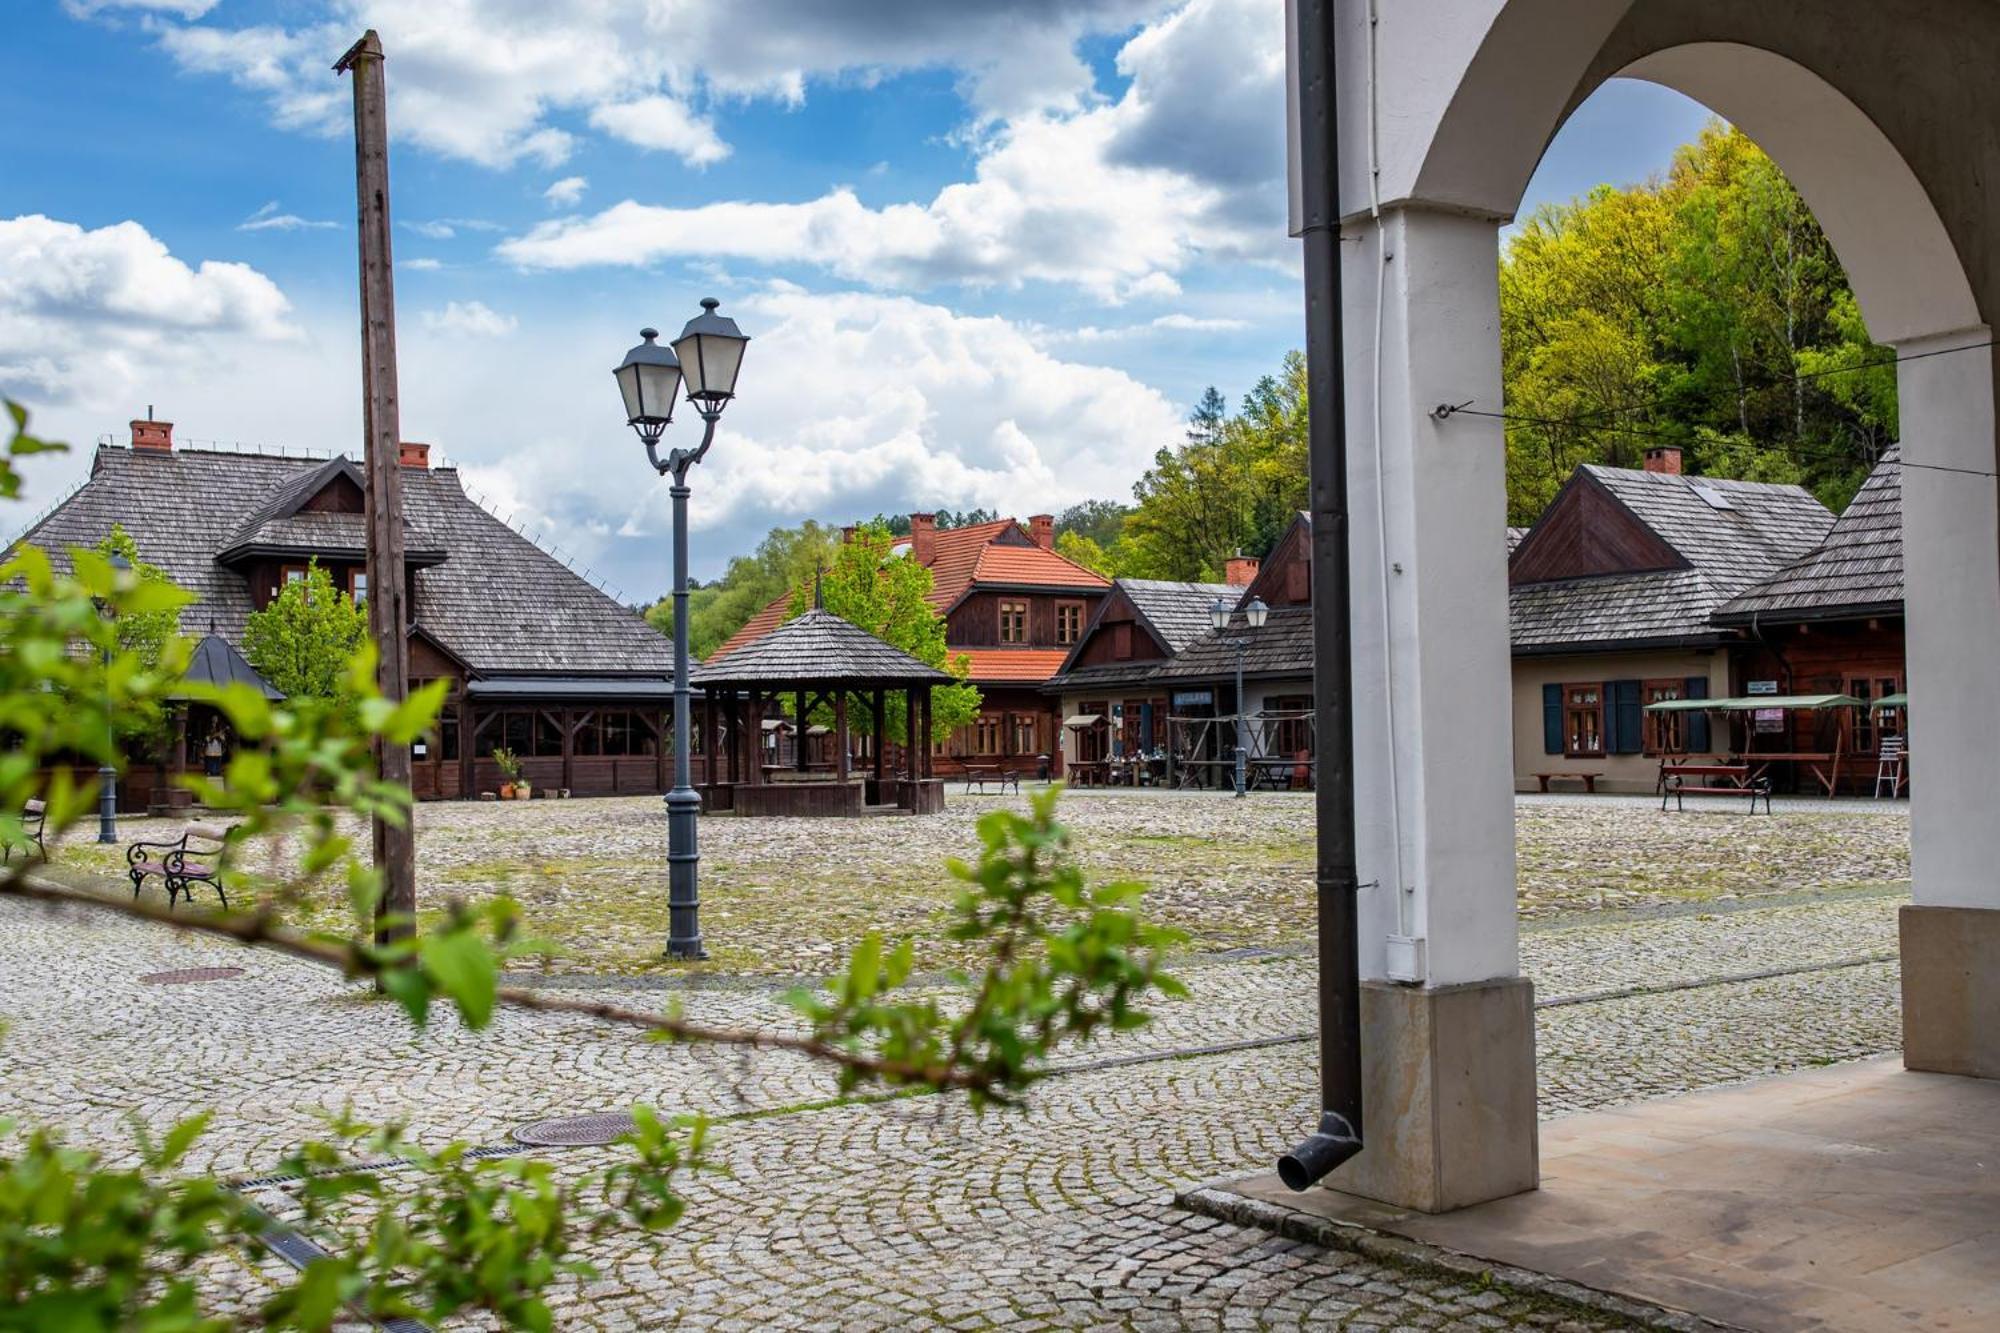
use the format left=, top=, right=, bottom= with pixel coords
left=1900, top=327, right=2000, bottom=910
left=1898, top=327, right=2000, bottom=1079
left=1344, top=204, right=1520, bottom=988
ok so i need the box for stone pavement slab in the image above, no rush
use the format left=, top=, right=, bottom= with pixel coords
left=1211, top=1058, right=2000, bottom=1333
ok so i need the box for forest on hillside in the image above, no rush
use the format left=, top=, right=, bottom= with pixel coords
left=655, top=124, right=1899, bottom=649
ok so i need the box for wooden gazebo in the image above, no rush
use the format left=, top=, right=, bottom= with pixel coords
left=692, top=607, right=950, bottom=816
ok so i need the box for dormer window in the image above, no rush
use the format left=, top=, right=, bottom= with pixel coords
left=999, top=599, right=1028, bottom=644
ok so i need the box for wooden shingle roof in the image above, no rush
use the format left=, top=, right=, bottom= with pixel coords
left=15, top=444, right=673, bottom=680
left=1713, top=447, right=1903, bottom=624
left=1120, top=579, right=1240, bottom=653
left=1509, top=465, right=1834, bottom=653
left=691, top=608, right=951, bottom=687
left=1152, top=606, right=1315, bottom=683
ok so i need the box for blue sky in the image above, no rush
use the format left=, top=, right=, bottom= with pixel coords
left=3, top=1, right=1711, bottom=595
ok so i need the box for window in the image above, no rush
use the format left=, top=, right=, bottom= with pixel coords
left=349, top=569, right=368, bottom=604
left=1056, top=601, right=1085, bottom=645
left=1846, top=673, right=1903, bottom=753
left=1563, top=684, right=1604, bottom=758
left=1012, top=715, right=1038, bottom=755
left=975, top=715, right=1004, bottom=755
left=1642, top=680, right=1684, bottom=755
left=477, top=710, right=567, bottom=758
left=1268, top=694, right=1313, bottom=757
left=436, top=705, right=459, bottom=761
left=999, top=600, right=1028, bottom=644
left=283, top=565, right=308, bottom=585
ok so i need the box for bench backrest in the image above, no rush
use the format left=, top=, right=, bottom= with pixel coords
left=184, top=822, right=232, bottom=848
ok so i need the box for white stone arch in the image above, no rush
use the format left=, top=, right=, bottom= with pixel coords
left=1327, top=0, right=2000, bottom=1213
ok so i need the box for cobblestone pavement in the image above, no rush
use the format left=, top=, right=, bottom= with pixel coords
left=1, top=794, right=1911, bottom=1330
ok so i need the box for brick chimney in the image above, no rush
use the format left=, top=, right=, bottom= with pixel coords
left=130, top=416, right=173, bottom=453
left=1028, top=513, right=1054, bottom=550
left=1224, top=553, right=1261, bottom=586
left=841, top=524, right=857, bottom=544
left=398, top=441, right=431, bottom=468
left=909, top=512, right=937, bottom=565
left=1643, top=445, right=1682, bottom=475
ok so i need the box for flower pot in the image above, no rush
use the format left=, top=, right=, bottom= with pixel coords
left=517, top=784, right=533, bottom=800
left=500, top=782, right=517, bottom=800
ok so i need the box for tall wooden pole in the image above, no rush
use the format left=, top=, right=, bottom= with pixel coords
left=336, top=30, right=416, bottom=945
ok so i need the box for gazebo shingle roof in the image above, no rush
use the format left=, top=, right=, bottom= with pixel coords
left=691, top=607, right=951, bottom=687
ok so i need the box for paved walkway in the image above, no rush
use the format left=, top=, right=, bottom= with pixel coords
left=1211, top=1058, right=2000, bottom=1333
left=0, top=867, right=1907, bottom=1330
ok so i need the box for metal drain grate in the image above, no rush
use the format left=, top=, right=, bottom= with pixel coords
left=511, top=1111, right=637, bottom=1147
left=139, top=966, right=245, bottom=985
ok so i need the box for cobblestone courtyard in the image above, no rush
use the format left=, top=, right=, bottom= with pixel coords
left=2, top=792, right=1910, bottom=1329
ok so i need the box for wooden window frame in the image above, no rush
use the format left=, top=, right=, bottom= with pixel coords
left=974, top=714, right=1004, bottom=755
left=998, top=599, right=1029, bottom=645
left=1563, top=683, right=1605, bottom=759
left=1641, top=679, right=1685, bottom=756
left=1845, top=672, right=1904, bottom=754
left=348, top=568, right=369, bottom=604
left=1055, top=600, right=1086, bottom=646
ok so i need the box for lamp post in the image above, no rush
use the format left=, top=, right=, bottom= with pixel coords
left=1210, top=595, right=1270, bottom=798
left=615, top=298, right=749, bottom=961
left=97, top=552, right=132, bottom=843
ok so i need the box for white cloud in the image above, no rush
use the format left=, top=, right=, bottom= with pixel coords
left=403, top=220, right=456, bottom=240
left=63, top=0, right=218, bottom=16
left=238, top=200, right=337, bottom=232
left=588, top=97, right=730, bottom=168
left=401, top=257, right=443, bottom=271
left=496, top=0, right=1288, bottom=301
left=421, top=300, right=517, bottom=338
left=0, top=214, right=298, bottom=405
left=143, top=1, right=1178, bottom=170
left=426, top=284, right=1181, bottom=587
left=1149, top=313, right=1252, bottom=332
left=542, top=176, right=588, bottom=207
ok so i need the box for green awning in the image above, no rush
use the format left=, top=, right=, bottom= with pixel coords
left=1645, top=693, right=1866, bottom=713
left=1874, top=693, right=1909, bottom=709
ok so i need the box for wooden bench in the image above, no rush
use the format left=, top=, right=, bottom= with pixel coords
left=1535, top=772, right=1599, bottom=793
left=127, top=822, right=233, bottom=909
left=1660, top=764, right=1772, bottom=815
left=2, top=799, right=46, bottom=864
left=961, top=763, right=1020, bottom=794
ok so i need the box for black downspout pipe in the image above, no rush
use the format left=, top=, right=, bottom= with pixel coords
left=1278, top=0, right=1364, bottom=1192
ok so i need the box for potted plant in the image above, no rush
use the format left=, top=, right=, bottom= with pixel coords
left=492, top=746, right=522, bottom=799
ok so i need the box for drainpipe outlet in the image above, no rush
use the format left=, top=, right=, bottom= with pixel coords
left=1278, top=1110, right=1363, bottom=1191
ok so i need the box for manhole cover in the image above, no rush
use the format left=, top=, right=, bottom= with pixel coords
left=139, top=966, right=245, bottom=985
left=511, top=1112, right=637, bottom=1147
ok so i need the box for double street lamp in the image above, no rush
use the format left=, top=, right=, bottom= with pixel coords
left=1210, top=595, right=1270, bottom=798
left=614, top=298, right=750, bottom=961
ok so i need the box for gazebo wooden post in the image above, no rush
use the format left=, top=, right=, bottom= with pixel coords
left=795, top=687, right=809, bottom=771
left=872, top=689, right=886, bottom=788
left=906, top=690, right=920, bottom=782
left=748, top=690, right=764, bottom=786
left=920, top=686, right=933, bottom=778
left=834, top=692, right=851, bottom=781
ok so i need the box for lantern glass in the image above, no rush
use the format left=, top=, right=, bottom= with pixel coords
left=1210, top=597, right=1232, bottom=632
left=613, top=328, right=682, bottom=430
left=1245, top=597, right=1270, bottom=630
left=672, top=298, right=750, bottom=404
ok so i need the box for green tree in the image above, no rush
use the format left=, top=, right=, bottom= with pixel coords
left=1054, top=529, right=1117, bottom=578
left=1054, top=498, right=1130, bottom=548
left=648, top=520, right=840, bottom=659
left=90, top=523, right=180, bottom=753
left=1498, top=121, right=1895, bottom=520
left=242, top=560, right=370, bottom=704
left=785, top=524, right=981, bottom=743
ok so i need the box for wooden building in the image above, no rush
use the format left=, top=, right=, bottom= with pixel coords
left=710, top=513, right=1109, bottom=776
left=16, top=420, right=682, bottom=803
left=1711, top=447, right=1906, bottom=785
left=1508, top=446, right=1836, bottom=792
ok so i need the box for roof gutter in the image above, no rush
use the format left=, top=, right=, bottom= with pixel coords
left=1280, top=0, right=1364, bottom=1191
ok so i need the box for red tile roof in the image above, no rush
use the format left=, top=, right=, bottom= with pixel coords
left=955, top=647, right=1073, bottom=683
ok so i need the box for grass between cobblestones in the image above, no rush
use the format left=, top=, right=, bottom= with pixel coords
left=42, top=790, right=1907, bottom=977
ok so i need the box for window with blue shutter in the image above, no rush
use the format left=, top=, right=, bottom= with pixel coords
left=1542, top=683, right=1562, bottom=754
left=1684, top=676, right=1711, bottom=753
left=1608, top=679, right=1643, bottom=754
